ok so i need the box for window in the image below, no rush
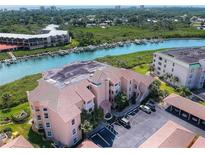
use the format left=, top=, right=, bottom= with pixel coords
left=44, top=113, right=48, bottom=119
left=172, top=68, right=174, bottom=72
left=173, top=63, right=175, bottom=66
left=43, top=108, right=48, bottom=112
left=158, top=62, right=162, bottom=65
left=130, top=81, right=131, bottom=84
left=38, top=124, right=43, bottom=129
left=35, top=107, right=40, bottom=112
left=165, top=60, right=167, bottom=63
left=72, top=129, right=76, bottom=135
left=159, top=57, right=162, bottom=60
left=72, top=119, right=75, bottom=125
left=47, top=131, right=52, bottom=137
left=37, top=115, right=41, bottom=120
left=46, top=123, right=50, bottom=128
left=157, top=67, right=161, bottom=70
left=164, top=65, right=166, bottom=68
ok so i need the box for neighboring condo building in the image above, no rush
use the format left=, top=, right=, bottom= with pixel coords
left=1, top=135, right=33, bottom=148
left=27, top=61, right=153, bottom=147
left=0, top=24, right=69, bottom=50
left=139, top=120, right=205, bottom=148
left=153, top=47, right=205, bottom=89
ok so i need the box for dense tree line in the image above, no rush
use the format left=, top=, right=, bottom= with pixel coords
left=0, top=6, right=205, bottom=34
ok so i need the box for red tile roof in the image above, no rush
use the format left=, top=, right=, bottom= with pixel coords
left=0, top=44, right=18, bottom=52
left=191, top=136, right=205, bottom=148
left=158, top=128, right=196, bottom=148
left=139, top=120, right=196, bottom=148
left=1, top=135, right=33, bottom=148
left=164, top=93, right=205, bottom=120
left=77, top=140, right=99, bottom=148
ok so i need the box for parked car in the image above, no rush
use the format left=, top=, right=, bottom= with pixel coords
left=146, top=103, right=156, bottom=112
left=139, top=105, right=151, bottom=114
left=118, top=117, right=131, bottom=129
left=133, top=108, right=139, bottom=113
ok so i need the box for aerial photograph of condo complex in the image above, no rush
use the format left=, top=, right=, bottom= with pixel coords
left=1, top=1, right=205, bottom=151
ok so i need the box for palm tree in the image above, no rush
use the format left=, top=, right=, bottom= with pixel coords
left=81, top=120, right=93, bottom=139
left=172, top=76, right=179, bottom=87
left=149, top=64, right=155, bottom=72
left=1, top=93, right=11, bottom=108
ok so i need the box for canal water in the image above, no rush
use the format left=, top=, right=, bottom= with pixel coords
left=1, top=38, right=205, bottom=85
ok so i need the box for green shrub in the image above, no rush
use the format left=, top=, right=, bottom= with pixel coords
left=11, top=110, right=30, bottom=123
left=1, top=108, right=11, bottom=113
left=2, top=127, right=12, bottom=133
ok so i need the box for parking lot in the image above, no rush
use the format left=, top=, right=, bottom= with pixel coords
left=111, top=106, right=205, bottom=148
left=89, top=105, right=205, bottom=148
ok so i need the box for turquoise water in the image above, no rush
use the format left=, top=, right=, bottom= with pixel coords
left=1, top=38, right=205, bottom=85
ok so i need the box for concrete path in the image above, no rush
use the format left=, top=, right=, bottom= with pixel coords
left=8, top=52, right=16, bottom=60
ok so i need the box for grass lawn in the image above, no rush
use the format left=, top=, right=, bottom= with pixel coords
left=159, top=81, right=176, bottom=94
left=13, top=45, right=68, bottom=57
left=0, top=122, right=52, bottom=148
left=11, top=39, right=78, bottom=59
left=0, top=52, right=10, bottom=61
left=97, top=49, right=166, bottom=69
left=0, top=73, right=42, bottom=109
left=0, top=103, right=52, bottom=148
left=132, top=64, right=150, bottom=75
left=0, top=103, right=30, bottom=119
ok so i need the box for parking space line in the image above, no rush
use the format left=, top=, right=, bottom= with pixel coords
left=105, top=126, right=118, bottom=136
left=97, top=133, right=110, bottom=146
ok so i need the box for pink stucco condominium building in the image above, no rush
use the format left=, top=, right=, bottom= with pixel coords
left=27, top=61, right=154, bottom=147
left=139, top=120, right=205, bottom=148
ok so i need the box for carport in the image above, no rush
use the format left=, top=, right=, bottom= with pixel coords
left=164, top=94, right=205, bottom=127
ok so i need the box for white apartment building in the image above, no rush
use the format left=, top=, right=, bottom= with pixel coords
left=0, top=24, right=69, bottom=50
left=153, top=47, right=205, bottom=89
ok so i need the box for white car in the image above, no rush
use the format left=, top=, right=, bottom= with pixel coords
left=139, top=105, right=151, bottom=114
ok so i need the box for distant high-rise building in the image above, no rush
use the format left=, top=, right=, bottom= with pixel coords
left=140, top=5, right=145, bottom=9
left=115, top=5, right=121, bottom=9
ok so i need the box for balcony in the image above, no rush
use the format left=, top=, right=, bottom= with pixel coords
left=83, top=100, right=95, bottom=111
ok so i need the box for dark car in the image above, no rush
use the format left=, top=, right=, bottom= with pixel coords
left=146, top=103, right=156, bottom=112
left=118, top=117, right=131, bottom=129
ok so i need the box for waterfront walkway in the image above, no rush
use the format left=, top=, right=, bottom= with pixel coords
left=8, top=52, right=16, bottom=60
